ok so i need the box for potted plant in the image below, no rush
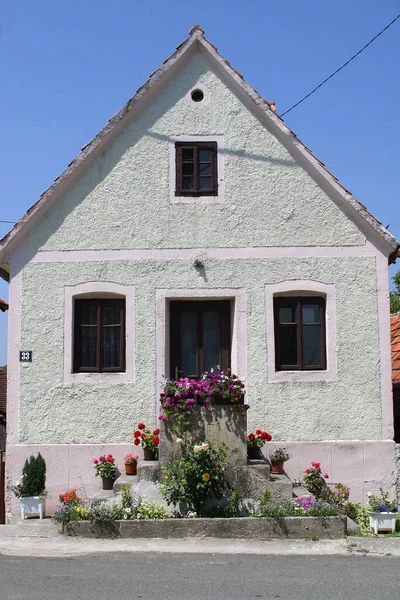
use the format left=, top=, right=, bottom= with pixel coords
left=133, top=423, right=160, bottom=460
left=247, top=429, right=272, bottom=460
left=93, top=454, right=117, bottom=490
left=269, top=447, right=291, bottom=474
left=302, top=462, right=329, bottom=498
left=367, top=488, right=398, bottom=534
left=8, top=453, right=47, bottom=519
left=124, top=453, right=139, bottom=475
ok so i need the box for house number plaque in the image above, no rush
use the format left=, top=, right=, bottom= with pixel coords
left=19, top=351, right=32, bottom=362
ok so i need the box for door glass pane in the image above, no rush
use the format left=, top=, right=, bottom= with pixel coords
left=102, top=326, right=121, bottom=368
left=203, top=311, right=220, bottom=371
left=302, top=304, right=320, bottom=324
left=302, top=325, right=321, bottom=366
left=80, top=326, right=97, bottom=367
left=102, top=305, right=121, bottom=326
left=278, top=325, right=297, bottom=366
left=180, top=312, right=197, bottom=377
left=79, top=305, right=97, bottom=325
left=279, top=306, right=296, bottom=323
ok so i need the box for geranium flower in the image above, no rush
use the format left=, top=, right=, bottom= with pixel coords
left=141, top=433, right=146, bottom=440
left=133, top=431, right=141, bottom=438
left=93, top=459, right=98, bottom=465
left=153, top=429, right=160, bottom=436
left=133, top=439, right=140, bottom=446
left=153, top=437, right=160, bottom=446
left=138, top=423, right=146, bottom=430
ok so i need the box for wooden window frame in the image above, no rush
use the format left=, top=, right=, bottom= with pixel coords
left=74, top=298, right=126, bottom=373
left=175, top=141, right=218, bottom=196
left=274, top=296, right=326, bottom=371
left=170, top=300, right=230, bottom=379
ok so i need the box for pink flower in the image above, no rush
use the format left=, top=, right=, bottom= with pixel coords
left=99, top=456, right=105, bottom=462
left=106, top=454, right=113, bottom=461
left=324, top=473, right=329, bottom=479
left=305, top=469, right=310, bottom=474
left=93, top=459, right=99, bottom=465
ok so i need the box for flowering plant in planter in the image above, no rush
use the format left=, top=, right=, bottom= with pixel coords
left=8, top=453, right=47, bottom=498
left=302, top=462, right=329, bottom=499
left=59, top=489, right=82, bottom=506
left=367, top=488, right=398, bottom=513
left=247, top=429, right=272, bottom=448
left=124, top=453, right=139, bottom=465
left=133, top=423, right=160, bottom=450
left=93, top=454, right=116, bottom=479
left=269, top=448, right=291, bottom=463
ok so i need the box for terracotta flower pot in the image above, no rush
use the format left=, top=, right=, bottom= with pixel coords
left=143, top=448, right=157, bottom=461
left=125, top=462, right=137, bottom=475
left=270, top=460, right=285, bottom=474
left=247, top=446, right=261, bottom=460
left=101, top=476, right=115, bottom=490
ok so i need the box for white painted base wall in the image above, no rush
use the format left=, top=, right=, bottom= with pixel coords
left=5, top=440, right=396, bottom=515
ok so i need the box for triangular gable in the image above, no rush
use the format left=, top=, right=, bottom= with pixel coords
left=0, top=25, right=399, bottom=270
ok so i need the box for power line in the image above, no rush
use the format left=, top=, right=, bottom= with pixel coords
left=281, top=13, right=400, bottom=117
left=0, top=220, right=16, bottom=224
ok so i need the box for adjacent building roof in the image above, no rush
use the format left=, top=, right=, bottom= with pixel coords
left=391, top=313, right=400, bottom=388
left=0, top=299, right=8, bottom=312
left=0, top=25, right=399, bottom=271
left=0, top=368, right=6, bottom=414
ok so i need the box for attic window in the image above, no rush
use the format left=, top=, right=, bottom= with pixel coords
left=175, top=142, right=218, bottom=196
left=191, top=89, right=204, bottom=103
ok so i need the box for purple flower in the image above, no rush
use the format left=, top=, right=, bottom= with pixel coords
left=158, top=414, right=165, bottom=421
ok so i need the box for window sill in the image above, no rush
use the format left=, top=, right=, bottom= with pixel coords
left=268, top=369, right=337, bottom=383
left=171, top=194, right=223, bottom=204
left=64, top=372, right=133, bottom=385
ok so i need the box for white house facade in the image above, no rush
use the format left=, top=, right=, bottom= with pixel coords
left=1, top=27, right=399, bottom=513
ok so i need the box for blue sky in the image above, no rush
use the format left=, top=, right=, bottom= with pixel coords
left=1, top=0, right=399, bottom=365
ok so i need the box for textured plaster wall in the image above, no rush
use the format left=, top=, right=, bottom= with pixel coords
left=18, top=255, right=381, bottom=445
left=23, top=53, right=365, bottom=254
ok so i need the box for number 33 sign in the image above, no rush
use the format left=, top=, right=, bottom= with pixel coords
left=19, top=351, right=32, bottom=362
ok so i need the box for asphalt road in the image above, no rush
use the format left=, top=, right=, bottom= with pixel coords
left=0, top=552, right=399, bottom=600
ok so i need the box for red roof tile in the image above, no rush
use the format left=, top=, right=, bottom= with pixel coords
left=0, top=369, right=6, bottom=414
left=0, top=298, right=8, bottom=312
left=391, top=314, right=400, bottom=387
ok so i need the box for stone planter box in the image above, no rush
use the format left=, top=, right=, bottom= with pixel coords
left=64, top=515, right=346, bottom=540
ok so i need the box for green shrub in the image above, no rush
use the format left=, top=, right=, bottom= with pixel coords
left=344, top=502, right=370, bottom=534
left=21, top=453, right=46, bottom=497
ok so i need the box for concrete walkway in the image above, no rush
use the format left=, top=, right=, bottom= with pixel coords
left=1, top=517, right=400, bottom=558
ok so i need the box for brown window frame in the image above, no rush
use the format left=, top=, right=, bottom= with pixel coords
left=74, top=298, right=126, bottom=373
left=175, top=141, right=218, bottom=196
left=170, top=300, right=231, bottom=379
left=273, top=296, right=326, bottom=371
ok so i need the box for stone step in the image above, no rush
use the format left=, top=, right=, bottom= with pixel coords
left=291, top=485, right=314, bottom=500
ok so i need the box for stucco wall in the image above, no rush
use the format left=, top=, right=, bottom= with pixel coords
left=22, top=53, right=365, bottom=255
left=17, top=254, right=381, bottom=445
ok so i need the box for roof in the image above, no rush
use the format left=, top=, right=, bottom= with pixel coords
left=0, top=299, right=8, bottom=312
left=392, top=313, right=400, bottom=388
left=0, top=25, right=399, bottom=269
left=0, top=369, right=6, bottom=414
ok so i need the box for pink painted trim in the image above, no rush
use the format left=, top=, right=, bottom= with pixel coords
left=376, top=253, right=394, bottom=439
left=265, top=280, right=337, bottom=382
left=29, top=242, right=381, bottom=264
left=169, top=135, right=225, bottom=204
left=63, top=282, right=135, bottom=384
left=6, top=267, right=21, bottom=445
left=155, top=288, right=246, bottom=413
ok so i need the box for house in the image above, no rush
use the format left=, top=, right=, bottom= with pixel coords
left=0, top=26, right=399, bottom=514
left=392, top=313, right=400, bottom=443
left=0, top=368, right=6, bottom=452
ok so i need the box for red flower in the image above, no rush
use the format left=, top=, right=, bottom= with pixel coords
left=99, top=456, right=105, bottom=462
left=256, top=429, right=262, bottom=436
left=153, top=437, right=160, bottom=446
left=305, top=469, right=311, bottom=474
left=106, top=454, right=113, bottom=461
left=266, top=433, right=272, bottom=441
left=93, top=459, right=99, bottom=465
left=324, top=473, right=329, bottom=479
left=261, top=432, right=269, bottom=440
left=138, top=423, right=146, bottom=430
left=153, top=429, right=160, bottom=436
left=133, top=439, right=140, bottom=446
left=133, top=431, right=141, bottom=438
left=248, top=433, right=255, bottom=442
left=141, top=433, right=146, bottom=440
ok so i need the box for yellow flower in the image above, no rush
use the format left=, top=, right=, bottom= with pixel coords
left=202, top=473, right=210, bottom=482
left=164, top=475, right=169, bottom=480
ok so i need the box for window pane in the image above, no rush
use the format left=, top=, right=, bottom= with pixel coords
left=279, top=306, right=296, bottom=323
left=102, top=305, right=121, bottom=326
left=183, top=177, right=194, bottom=190
left=278, top=326, right=297, bottom=366
left=302, top=325, right=321, bottom=366
left=80, top=326, right=97, bottom=367
left=199, top=176, right=211, bottom=190
left=182, top=148, right=193, bottom=160
left=183, top=163, right=194, bottom=176
left=199, top=149, right=211, bottom=162
left=180, top=312, right=197, bottom=377
left=203, top=311, right=220, bottom=371
left=79, top=305, right=97, bottom=325
left=102, top=326, right=121, bottom=368
left=302, top=304, right=320, bottom=324
left=199, top=164, right=211, bottom=176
